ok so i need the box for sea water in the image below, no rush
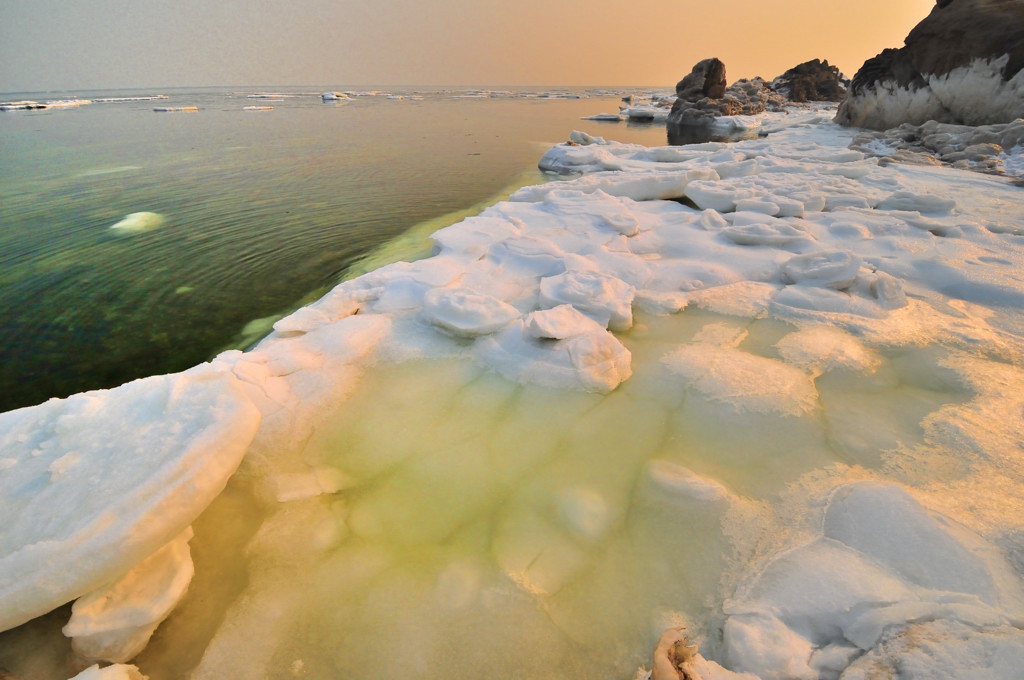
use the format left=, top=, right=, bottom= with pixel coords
left=0, top=86, right=679, bottom=413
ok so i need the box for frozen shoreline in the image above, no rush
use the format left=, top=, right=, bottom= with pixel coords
left=4, top=105, right=1024, bottom=679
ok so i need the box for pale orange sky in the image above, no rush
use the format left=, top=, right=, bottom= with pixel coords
left=0, top=0, right=937, bottom=92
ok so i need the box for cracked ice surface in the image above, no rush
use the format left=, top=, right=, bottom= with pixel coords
left=4, top=107, right=1024, bottom=680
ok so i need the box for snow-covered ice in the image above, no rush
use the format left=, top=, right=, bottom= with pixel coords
left=3, top=104, right=1024, bottom=680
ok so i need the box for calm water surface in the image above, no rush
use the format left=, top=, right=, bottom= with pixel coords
left=0, top=86, right=694, bottom=412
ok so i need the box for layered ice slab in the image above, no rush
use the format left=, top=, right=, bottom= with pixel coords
left=0, top=366, right=261, bottom=633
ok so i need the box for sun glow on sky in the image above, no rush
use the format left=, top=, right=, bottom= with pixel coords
left=0, top=0, right=937, bottom=92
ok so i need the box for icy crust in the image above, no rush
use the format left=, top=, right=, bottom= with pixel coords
left=836, top=56, right=1024, bottom=130
left=0, top=367, right=261, bottom=633
left=723, top=482, right=1024, bottom=680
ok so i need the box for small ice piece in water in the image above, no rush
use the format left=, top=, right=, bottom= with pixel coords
left=538, top=270, right=636, bottom=330
left=108, top=212, right=165, bottom=234
left=422, top=287, right=521, bottom=337
left=663, top=343, right=818, bottom=416
left=63, top=528, right=196, bottom=663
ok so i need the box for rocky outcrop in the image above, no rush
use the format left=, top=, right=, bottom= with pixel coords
left=772, top=59, right=847, bottom=102
left=836, top=0, right=1024, bottom=129
left=675, top=58, right=728, bottom=101
left=849, top=118, right=1024, bottom=179
left=667, top=59, right=787, bottom=127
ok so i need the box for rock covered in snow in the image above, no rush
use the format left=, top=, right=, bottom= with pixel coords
left=850, top=118, right=1024, bottom=177
left=771, top=59, right=848, bottom=103
left=836, top=0, right=1024, bottom=129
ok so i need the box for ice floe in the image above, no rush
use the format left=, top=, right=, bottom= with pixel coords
left=3, top=103, right=1024, bottom=680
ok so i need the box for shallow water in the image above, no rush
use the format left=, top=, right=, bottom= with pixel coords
left=0, top=87, right=673, bottom=412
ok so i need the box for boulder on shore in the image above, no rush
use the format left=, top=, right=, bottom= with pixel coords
left=836, top=0, right=1024, bottom=129
left=667, top=58, right=787, bottom=127
left=772, top=59, right=848, bottom=103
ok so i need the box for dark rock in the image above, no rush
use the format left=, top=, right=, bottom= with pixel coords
left=772, top=59, right=848, bottom=102
left=837, top=0, right=1024, bottom=129
left=668, top=59, right=787, bottom=127
left=675, top=58, right=728, bottom=100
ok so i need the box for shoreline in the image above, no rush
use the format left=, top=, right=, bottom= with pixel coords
left=4, top=103, right=1024, bottom=679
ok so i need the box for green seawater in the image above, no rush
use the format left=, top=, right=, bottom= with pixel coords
left=0, top=87, right=677, bottom=412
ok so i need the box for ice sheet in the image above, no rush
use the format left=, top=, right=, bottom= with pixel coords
left=0, top=366, right=261, bottom=633
left=4, top=104, right=1024, bottom=680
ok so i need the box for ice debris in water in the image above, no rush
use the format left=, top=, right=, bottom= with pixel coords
left=108, top=212, right=165, bottom=234
left=4, top=104, right=1024, bottom=680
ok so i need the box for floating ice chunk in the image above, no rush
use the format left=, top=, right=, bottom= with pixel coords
left=0, top=366, right=261, bottom=633
left=823, top=482, right=1002, bottom=601
left=68, top=665, right=147, bottom=680
left=538, top=270, right=635, bottom=331
left=771, top=286, right=889, bottom=319
left=63, top=527, right=195, bottom=663
left=513, top=168, right=719, bottom=202
left=621, top=105, right=670, bottom=122
left=569, top=130, right=606, bottom=145
left=781, top=251, right=862, bottom=289
left=722, top=220, right=810, bottom=247
left=734, top=198, right=780, bottom=216
left=824, top=194, right=873, bottom=211
left=663, top=343, right=818, bottom=416
left=476, top=322, right=631, bottom=393
left=685, top=181, right=756, bottom=212
left=525, top=304, right=606, bottom=339
left=859, top=270, right=908, bottom=309
left=775, top=325, right=880, bottom=375
left=580, top=113, right=623, bottom=121
left=565, top=330, right=634, bottom=392
left=108, top=211, right=165, bottom=234
left=536, top=188, right=641, bottom=237
left=724, top=613, right=816, bottom=680
left=644, top=460, right=730, bottom=503
left=688, top=281, right=781, bottom=318
left=422, top=287, right=520, bottom=337
left=714, top=158, right=760, bottom=179
left=485, top=234, right=569, bottom=278
left=431, top=215, right=521, bottom=257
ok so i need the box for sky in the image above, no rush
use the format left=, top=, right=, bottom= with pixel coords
left=0, top=0, right=937, bottom=93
